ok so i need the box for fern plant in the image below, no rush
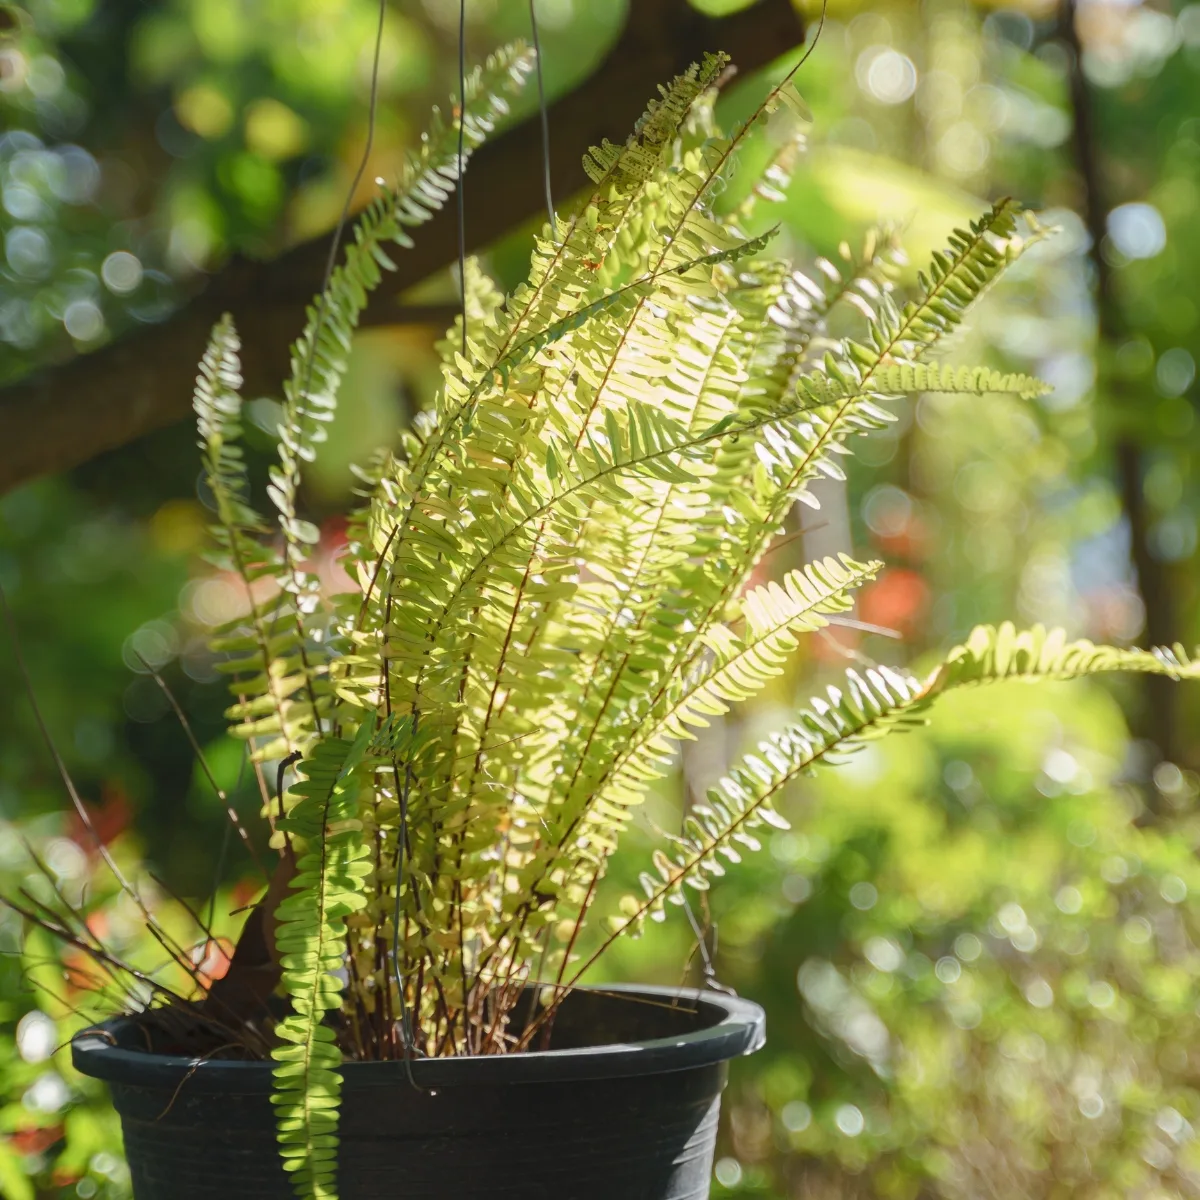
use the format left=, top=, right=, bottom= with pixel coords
left=188, top=45, right=1200, bottom=1200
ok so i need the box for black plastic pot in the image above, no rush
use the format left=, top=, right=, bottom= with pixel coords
left=73, top=984, right=764, bottom=1200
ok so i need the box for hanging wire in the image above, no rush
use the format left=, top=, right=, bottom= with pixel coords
left=457, top=0, right=468, bottom=359
left=298, top=0, right=387, bottom=410
left=263, top=0, right=388, bottom=738
left=392, top=718, right=421, bottom=1083
left=384, top=0, right=472, bottom=1085
left=798, top=0, right=829, bottom=77
left=529, top=0, right=556, bottom=238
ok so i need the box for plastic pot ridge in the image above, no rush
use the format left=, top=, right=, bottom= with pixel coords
left=73, top=983, right=765, bottom=1200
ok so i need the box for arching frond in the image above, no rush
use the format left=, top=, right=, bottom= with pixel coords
left=560, top=555, right=882, bottom=870
left=614, top=624, right=1200, bottom=939
left=796, top=361, right=1050, bottom=405
left=929, top=622, right=1200, bottom=692
left=193, top=316, right=311, bottom=763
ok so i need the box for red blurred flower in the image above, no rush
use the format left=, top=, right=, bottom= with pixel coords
left=10, top=1124, right=63, bottom=1155
left=859, top=568, right=930, bottom=638
left=872, top=512, right=931, bottom=562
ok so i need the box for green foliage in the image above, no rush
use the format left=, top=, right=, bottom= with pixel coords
left=9, top=3, right=1200, bottom=1197
left=0, top=811, right=232, bottom=1200
left=930, top=620, right=1199, bottom=691
left=175, top=41, right=1198, bottom=1200
left=678, top=678, right=1200, bottom=1199
left=201, top=44, right=534, bottom=770
left=195, top=316, right=304, bottom=765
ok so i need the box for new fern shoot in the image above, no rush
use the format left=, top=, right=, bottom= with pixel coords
left=188, top=44, right=1200, bottom=1200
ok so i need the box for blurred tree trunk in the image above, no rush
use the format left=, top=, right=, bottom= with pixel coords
left=1059, top=0, right=1183, bottom=783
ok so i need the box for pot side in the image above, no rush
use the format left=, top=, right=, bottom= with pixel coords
left=73, top=983, right=765, bottom=1200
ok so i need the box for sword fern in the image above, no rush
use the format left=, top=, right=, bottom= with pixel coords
left=183, top=47, right=1200, bottom=1200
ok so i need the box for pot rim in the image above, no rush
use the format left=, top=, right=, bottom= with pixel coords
left=71, top=983, right=765, bottom=1091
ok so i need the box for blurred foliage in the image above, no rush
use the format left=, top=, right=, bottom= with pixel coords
left=604, top=681, right=1200, bottom=1198
left=0, top=810, right=254, bottom=1198
left=4, top=0, right=1200, bottom=1196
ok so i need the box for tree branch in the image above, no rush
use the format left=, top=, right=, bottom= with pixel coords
left=0, top=0, right=803, bottom=495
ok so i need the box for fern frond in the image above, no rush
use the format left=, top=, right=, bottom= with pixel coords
left=619, top=664, right=928, bottom=930
left=614, top=625, right=1199, bottom=938
left=628, top=555, right=880, bottom=758
left=927, top=622, right=1200, bottom=693
left=782, top=201, right=1040, bottom=486
left=557, top=555, right=881, bottom=872
left=193, top=316, right=312, bottom=762
left=194, top=316, right=274, bottom=582
left=797, top=361, right=1050, bottom=404
left=271, top=722, right=374, bottom=1200
left=855, top=198, right=1032, bottom=369
left=195, top=315, right=252, bottom=512
left=490, top=226, right=779, bottom=387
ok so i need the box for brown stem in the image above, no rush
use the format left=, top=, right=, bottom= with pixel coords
left=133, top=650, right=269, bottom=881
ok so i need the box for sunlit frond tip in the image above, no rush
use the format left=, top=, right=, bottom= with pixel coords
left=925, top=622, right=1200, bottom=696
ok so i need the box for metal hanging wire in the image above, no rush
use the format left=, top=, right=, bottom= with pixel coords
left=529, top=0, right=556, bottom=238
left=298, top=0, right=387, bottom=424
left=456, top=0, right=468, bottom=359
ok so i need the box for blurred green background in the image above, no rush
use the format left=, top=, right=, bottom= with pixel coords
left=4, top=0, right=1200, bottom=1195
